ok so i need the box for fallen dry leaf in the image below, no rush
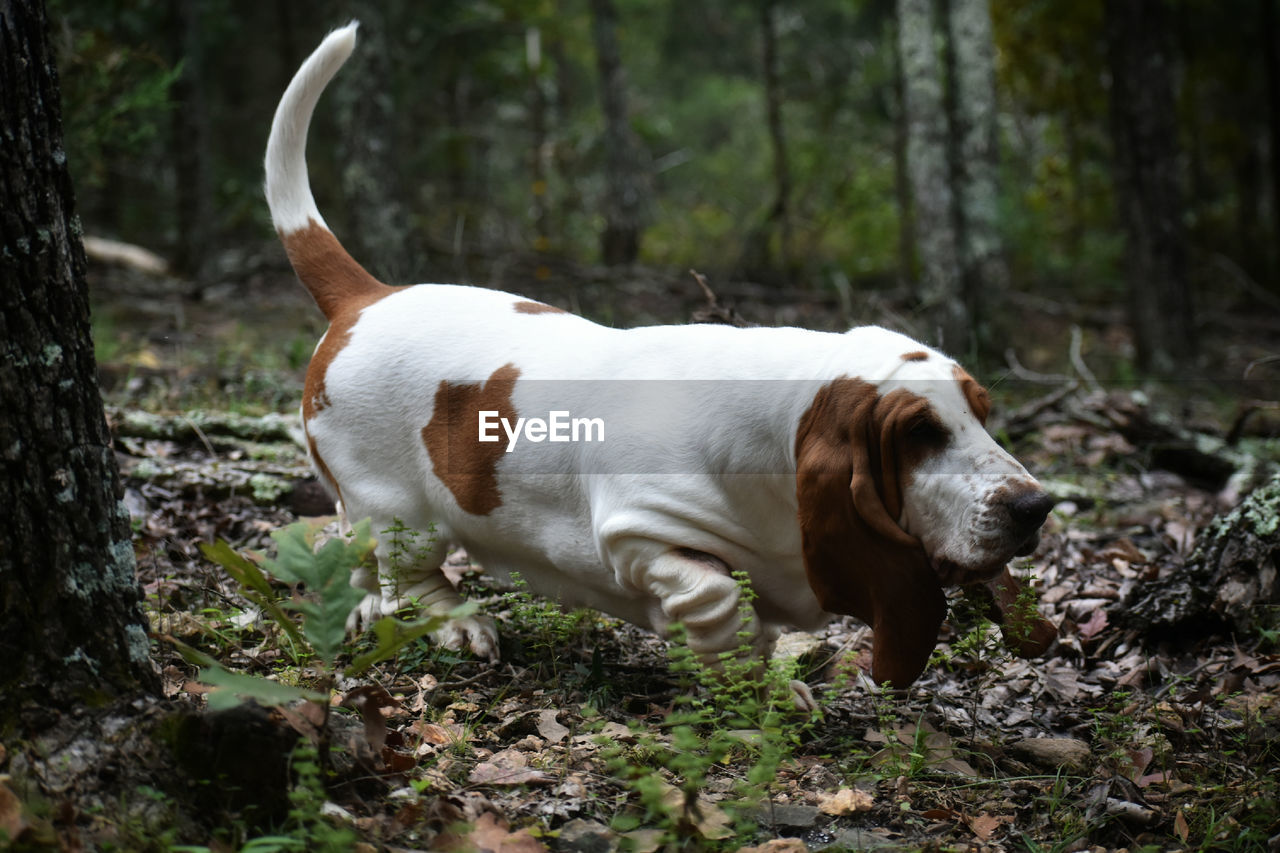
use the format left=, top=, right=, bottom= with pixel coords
left=968, top=812, right=1012, bottom=841
left=1078, top=608, right=1109, bottom=640
left=414, top=720, right=466, bottom=746
left=737, top=839, right=810, bottom=853
left=342, top=684, right=401, bottom=754
left=0, top=781, right=27, bottom=842
left=468, top=749, right=554, bottom=786
left=1174, top=808, right=1190, bottom=842
left=655, top=783, right=733, bottom=839
left=619, top=828, right=665, bottom=853
left=535, top=709, right=570, bottom=743
left=817, top=787, right=874, bottom=815
left=438, top=811, right=548, bottom=852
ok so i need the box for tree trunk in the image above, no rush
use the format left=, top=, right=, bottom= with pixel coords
left=528, top=25, right=551, bottom=253
left=1104, top=0, right=1194, bottom=373
left=1263, top=0, right=1280, bottom=288
left=896, top=0, right=967, bottom=352
left=0, top=0, right=158, bottom=731
left=945, top=0, right=1007, bottom=350
left=168, top=0, right=214, bottom=283
left=760, top=0, right=794, bottom=278
left=589, top=0, right=647, bottom=266
left=889, top=17, right=916, bottom=295
left=335, top=5, right=421, bottom=283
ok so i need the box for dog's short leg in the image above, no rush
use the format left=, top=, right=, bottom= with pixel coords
left=630, top=549, right=778, bottom=666
left=350, top=521, right=499, bottom=662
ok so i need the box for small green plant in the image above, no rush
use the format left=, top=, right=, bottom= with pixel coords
left=501, top=572, right=596, bottom=673
left=187, top=517, right=474, bottom=712
left=603, top=573, right=817, bottom=849
left=866, top=690, right=932, bottom=780
left=381, top=517, right=437, bottom=579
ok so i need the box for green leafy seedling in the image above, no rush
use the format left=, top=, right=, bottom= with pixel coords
left=262, top=519, right=376, bottom=665
left=200, top=538, right=306, bottom=661
left=169, top=638, right=325, bottom=711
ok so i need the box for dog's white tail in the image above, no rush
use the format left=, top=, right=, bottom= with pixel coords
left=265, top=21, right=390, bottom=320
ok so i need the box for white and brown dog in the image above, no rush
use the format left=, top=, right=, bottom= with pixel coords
left=265, top=24, right=1054, bottom=688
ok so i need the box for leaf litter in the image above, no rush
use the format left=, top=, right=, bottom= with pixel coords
left=102, top=383, right=1280, bottom=851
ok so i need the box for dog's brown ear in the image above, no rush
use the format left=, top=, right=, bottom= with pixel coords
left=952, top=365, right=991, bottom=425
left=795, top=379, right=946, bottom=688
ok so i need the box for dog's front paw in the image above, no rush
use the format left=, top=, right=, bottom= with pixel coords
left=789, top=679, right=818, bottom=712
left=346, top=589, right=384, bottom=633
left=433, top=614, right=500, bottom=663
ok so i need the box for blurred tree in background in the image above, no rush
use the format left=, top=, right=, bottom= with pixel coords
left=48, top=0, right=1280, bottom=372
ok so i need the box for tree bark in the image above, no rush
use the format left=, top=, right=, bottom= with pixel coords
left=760, top=0, right=794, bottom=278
left=528, top=25, right=552, bottom=253
left=334, top=5, right=421, bottom=283
left=168, top=0, right=214, bottom=283
left=0, top=0, right=158, bottom=731
left=1104, top=0, right=1195, bottom=373
left=889, top=16, right=917, bottom=295
left=896, top=0, right=968, bottom=352
left=1263, top=0, right=1280, bottom=287
left=945, top=0, right=1007, bottom=348
left=589, top=0, right=648, bottom=266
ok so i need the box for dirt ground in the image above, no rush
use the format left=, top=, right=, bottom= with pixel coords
left=18, top=250, right=1279, bottom=851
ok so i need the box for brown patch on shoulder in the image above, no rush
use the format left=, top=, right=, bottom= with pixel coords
left=952, top=364, right=992, bottom=425
left=421, top=364, right=520, bottom=515
left=513, top=300, right=567, bottom=315
left=285, top=220, right=406, bottom=422
left=900, top=350, right=929, bottom=362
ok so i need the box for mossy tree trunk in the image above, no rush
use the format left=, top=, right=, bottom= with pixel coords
left=896, top=0, right=968, bottom=353
left=0, top=0, right=158, bottom=733
left=945, top=0, right=1007, bottom=352
left=589, top=0, right=648, bottom=266
left=334, top=4, right=421, bottom=284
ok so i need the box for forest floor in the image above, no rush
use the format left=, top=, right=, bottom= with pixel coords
left=31, top=252, right=1280, bottom=852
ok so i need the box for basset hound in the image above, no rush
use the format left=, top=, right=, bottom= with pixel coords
left=265, top=24, right=1055, bottom=688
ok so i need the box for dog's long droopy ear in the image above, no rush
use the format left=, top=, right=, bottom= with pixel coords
left=795, top=379, right=946, bottom=688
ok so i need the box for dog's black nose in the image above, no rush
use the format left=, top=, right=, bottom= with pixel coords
left=1008, top=489, right=1055, bottom=533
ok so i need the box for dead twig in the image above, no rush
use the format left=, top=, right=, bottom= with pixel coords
left=1003, top=348, right=1071, bottom=384
left=1069, top=325, right=1102, bottom=394
left=688, top=269, right=751, bottom=327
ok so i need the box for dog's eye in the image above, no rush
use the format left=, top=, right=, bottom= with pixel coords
left=906, top=415, right=947, bottom=444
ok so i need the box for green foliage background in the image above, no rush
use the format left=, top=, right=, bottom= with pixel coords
left=48, top=0, right=1276, bottom=307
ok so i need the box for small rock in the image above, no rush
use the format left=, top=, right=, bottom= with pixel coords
left=774, top=631, right=823, bottom=661
left=1009, top=737, right=1091, bottom=772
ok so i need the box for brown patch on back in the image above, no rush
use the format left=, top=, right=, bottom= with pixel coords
left=283, top=220, right=406, bottom=423
left=513, top=300, right=567, bottom=315
left=421, top=364, right=521, bottom=516
left=900, top=350, right=929, bottom=362
left=952, top=364, right=992, bottom=425
left=793, top=377, right=948, bottom=687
